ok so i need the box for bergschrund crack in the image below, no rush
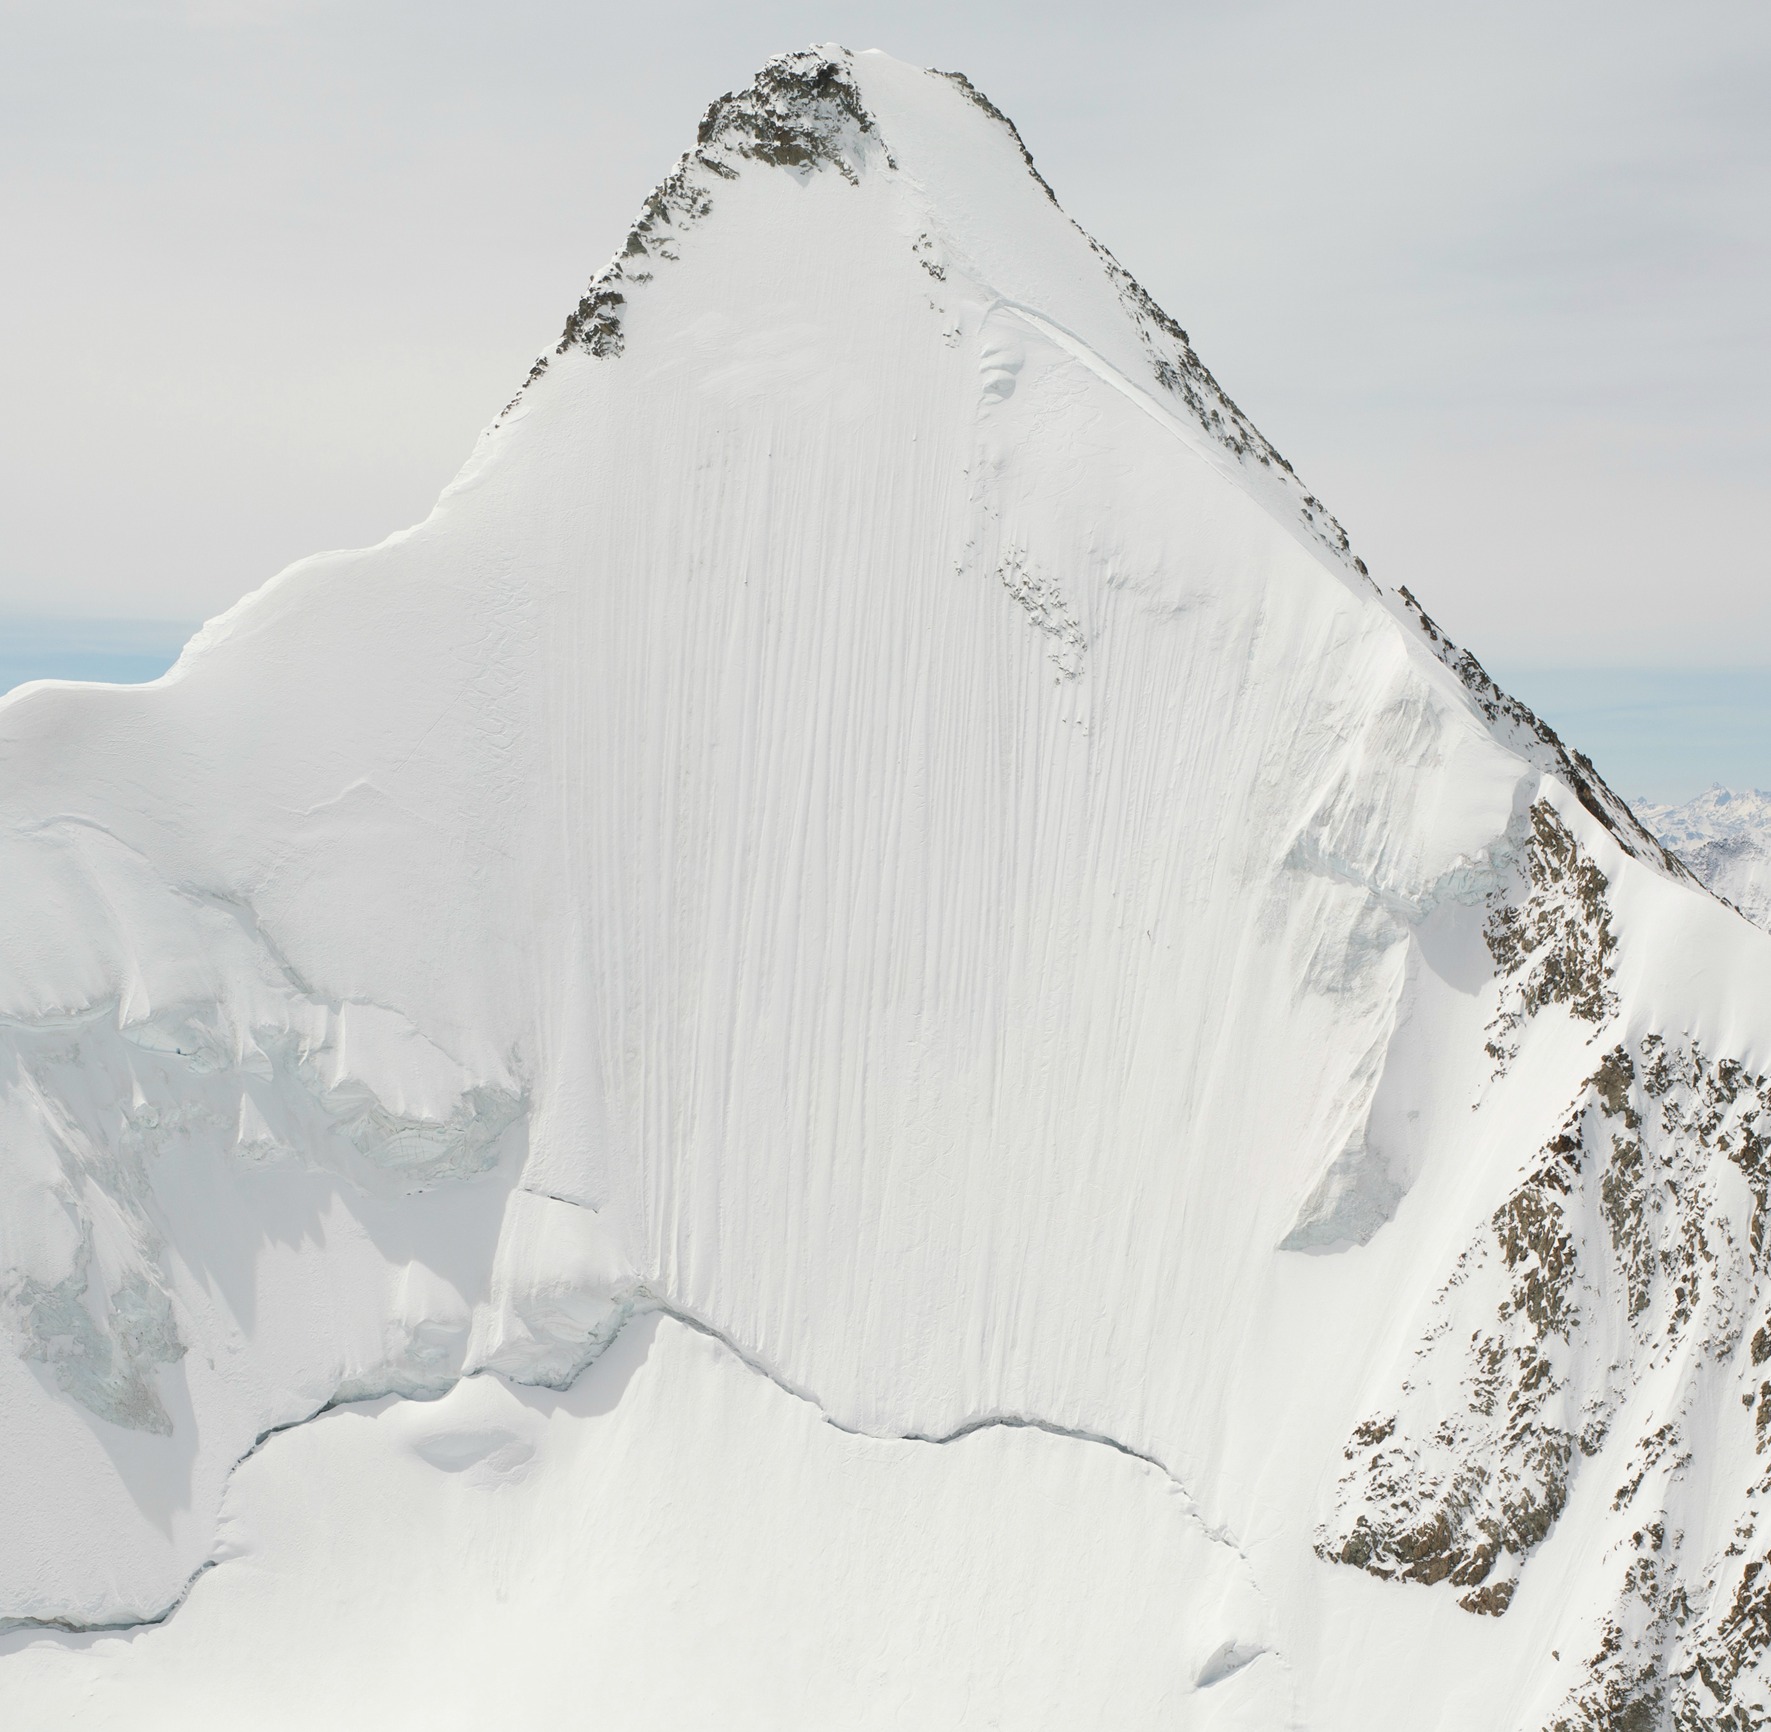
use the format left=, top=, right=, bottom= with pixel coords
left=6, top=1294, right=1246, bottom=1642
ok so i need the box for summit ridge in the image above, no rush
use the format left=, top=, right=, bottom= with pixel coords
left=520, top=47, right=1369, bottom=577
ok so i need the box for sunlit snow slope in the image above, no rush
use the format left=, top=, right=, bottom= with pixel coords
left=4, top=48, right=1771, bottom=1731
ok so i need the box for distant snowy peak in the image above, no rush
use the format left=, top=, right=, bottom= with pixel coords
left=1640, top=785, right=1771, bottom=853
left=1639, top=786, right=1771, bottom=928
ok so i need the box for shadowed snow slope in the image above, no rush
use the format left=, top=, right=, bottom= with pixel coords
left=4, top=46, right=1771, bottom=1731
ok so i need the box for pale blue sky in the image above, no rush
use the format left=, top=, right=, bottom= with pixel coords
left=2, top=0, right=1767, bottom=797
left=1489, top=667, right=1771, bottom=804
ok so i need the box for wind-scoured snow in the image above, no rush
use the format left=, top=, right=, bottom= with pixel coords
left=3, top=46, right=1770, bottom=1730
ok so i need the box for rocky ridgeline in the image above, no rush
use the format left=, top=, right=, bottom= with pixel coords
left=1321, top=805, right=1771, bottom=1728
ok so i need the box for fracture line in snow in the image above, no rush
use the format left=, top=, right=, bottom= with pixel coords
left=2, top=1292, right=1248, bottom=1643
left=651, top=1300, right=1249, bottom=1555
left=0, top=1389, right=340, bottom=1641
left=0, top=1564, right=217, bottom=1644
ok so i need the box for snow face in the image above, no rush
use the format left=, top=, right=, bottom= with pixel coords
left=4, top=44, right=1771, bottom=1730
left=1639, top=786, right=1771, bottom=929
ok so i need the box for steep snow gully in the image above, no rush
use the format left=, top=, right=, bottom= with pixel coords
left=5, top=46, right=1771, bottom=1730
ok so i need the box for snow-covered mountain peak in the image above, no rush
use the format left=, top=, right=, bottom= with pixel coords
left=505, top=47, right=1372, bottom=583
left=536, top=48, right=886, bottom=367
left=5, top=47, right=1771, bottom=1731
left=503, top=46, right=1679, bottom=888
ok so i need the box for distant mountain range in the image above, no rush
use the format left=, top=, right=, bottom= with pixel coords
left=1639, top=785, right=1771, bottom=929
